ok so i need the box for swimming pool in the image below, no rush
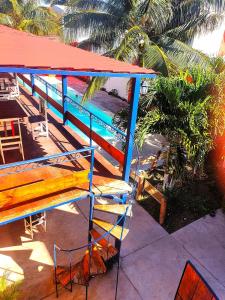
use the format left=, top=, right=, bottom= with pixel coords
left=20, top=75, right=126, bottom=144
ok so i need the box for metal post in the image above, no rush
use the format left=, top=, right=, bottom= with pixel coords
left=122, top=77, right=142, bottom=184
left=115, top=207, right=129, bottom=300
left=45, top=82, right=49, bottom=108
left=89, top=148, right=95, bottom=193
left=89, top=113, right=93, bottom=148
left=62, top=75, right=68, bottom=125
left=115, top=77, right=141, bottom=252
left=30, top=74, right=35, bottom=96
left=53, top=244, right=59, bottom=298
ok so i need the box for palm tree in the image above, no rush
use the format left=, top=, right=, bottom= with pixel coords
left=114, top=62, right=225, bottom=183
left=0, top=0, right=61, bottom=36
left=64, top=0, right=225, bottom=99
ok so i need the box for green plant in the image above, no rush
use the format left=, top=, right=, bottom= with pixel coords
left=0, top=273, right=22, bottom=300
left=0, top=0, right=62, bottom=36
left=115, top=66, right=225, bottom=184
left=63, top=0, right=224, bottom=100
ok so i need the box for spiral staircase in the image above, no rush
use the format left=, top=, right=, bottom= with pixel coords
left=54, top=198, right=132, bottom=299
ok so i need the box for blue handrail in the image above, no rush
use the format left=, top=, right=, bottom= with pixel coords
left=34, top=75, right=127, bottom=141
left=54, top=205, right=130, bottom=253
left=0, top=147, right=95, bottom=170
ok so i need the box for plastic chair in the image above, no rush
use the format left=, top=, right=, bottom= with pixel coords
left=28, top=98, right=49, bottom=139
left=24, top=212, right=47, bottom=239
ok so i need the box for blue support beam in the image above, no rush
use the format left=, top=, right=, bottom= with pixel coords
left=0, top=67, right=156, bottom=79
left=123, top=77, right=142, bottom=184
left=62, top=75, right=68, bottom=125
left=30, top=74, right=35, bottom=95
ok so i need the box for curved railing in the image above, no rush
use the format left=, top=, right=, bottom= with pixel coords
left=54, top=205, right=130, bottom=254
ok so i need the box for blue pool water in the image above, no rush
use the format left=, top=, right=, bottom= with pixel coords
left=21, top=76, right=116, bottom=143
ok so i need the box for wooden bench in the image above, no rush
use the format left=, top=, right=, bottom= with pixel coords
left=0, top=168, right=132, bottom=226
left=175, top=261, right=219, bottom=300
left=0, top=170, right=89, bottom=225
left=131, top=171, right=167, bottom=225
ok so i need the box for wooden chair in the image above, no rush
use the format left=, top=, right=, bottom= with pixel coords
left=28, top=98, right=49, bottom=139
left=24, top=212, right=47, bottom=239
left=175, top=261, right=219, bottom=300
left=0, top=79, right=10, bottom=100
left=0, top=118, right=25, bottom=164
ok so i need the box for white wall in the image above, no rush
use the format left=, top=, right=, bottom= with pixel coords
left=192, top=20, right=225, bottom=56
left=103, top=77, right=129, bottom=100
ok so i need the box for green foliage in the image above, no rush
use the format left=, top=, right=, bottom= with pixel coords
left=64, top=0, right=225, bottom=101
left=0, top=0, right=62, bottom=36
left=63, top=0, right=225, bottom=101
left=115, top=66, right=225, bottom=179
left=0, top=273, right=22, bottom=300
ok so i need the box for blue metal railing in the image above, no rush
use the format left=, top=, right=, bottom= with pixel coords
left=0, top=147, right=96, bottom=227
left=0, top=147, right=95, bottom=183
left=35, top=75, right=62, bottom=97
left=34, top=75, right=127, bottom=142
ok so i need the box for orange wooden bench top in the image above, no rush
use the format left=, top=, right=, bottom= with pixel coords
left=0, top=168, right=131, bottom=225
left=175, top=261, right=219, bottom=300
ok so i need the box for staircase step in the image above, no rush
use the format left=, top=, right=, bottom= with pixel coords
left=90, top=229, right=118, bottom=260
left=56, top=262, right=85, bottom=287
left=92, top=218, right=129, bottom=240
left=94, top=204, right=132, bottom=216
left=74, top=261, right=88, bottom=286
left=83, top=246, right=107, bottom=279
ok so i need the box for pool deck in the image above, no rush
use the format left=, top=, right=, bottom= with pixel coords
left=0, top=84, right=224, bottom=299
left=54, top=76, right=128, bottom=117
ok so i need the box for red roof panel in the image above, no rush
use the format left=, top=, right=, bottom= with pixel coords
left=0, top=25, right=156, bottom=75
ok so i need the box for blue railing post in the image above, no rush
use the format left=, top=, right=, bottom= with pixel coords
left=45, top=81, right=49, bottom=108
left=62, top=75, right=68, bottom=125
left=89, top=148, right=95, bottom=193
left=89, top=113, right=93, bottom=147
left=122, top=77, right=141, bottom=186
left=30, top=74, right=35, bottom=96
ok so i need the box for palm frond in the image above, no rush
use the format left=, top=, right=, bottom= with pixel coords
left=139, top=0, right=173, bottom=34
left=142, top=43, right=178, bottom=76
left=82, top=76, right=108, bottom=103
left=0, top=12, right=13, bottom=26
left=158, top=36, right=212, bottom=70
left=64, top=11, right=121, bottom=44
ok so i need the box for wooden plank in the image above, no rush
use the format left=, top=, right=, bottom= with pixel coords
left=0, top=176, right=132, bottom=225
left=130, top=171, right=167, bottom=225
left=82, top=246, right=106, bottom=279
left=92, top=178, right=132, bottom=195
left=94, top=204, right=132, bottom=216
left=144, top=180, right=165, bottom=204
left=0, top=170, right=89, bottom=211
left=91, top=246, right=107, bottom=273
left=192, top=280, right=214, bottom=300
left=90, top=228, right=118, bottom=260
left=56, top=261, right=85, bottom=287
left=67, top=112, right=125, bottom=165
left=92, top=218, right=129, bottom=240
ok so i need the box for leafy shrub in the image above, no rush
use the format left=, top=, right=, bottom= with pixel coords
left=0, top=273, right=22, bottom=300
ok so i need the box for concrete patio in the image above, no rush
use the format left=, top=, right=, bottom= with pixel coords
left=1, top=199, right=224, bottom=300
left=45, top=205, right=225, bottom=300
left=0, top=82, right=224, bottom=299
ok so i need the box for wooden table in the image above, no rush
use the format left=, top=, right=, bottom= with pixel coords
left=0, top=100, right=27, bottom=120
left=0, top=100, right=27, bottom=136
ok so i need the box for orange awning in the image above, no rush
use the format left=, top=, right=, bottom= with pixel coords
left=0, top=25, right=156, bottom=76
